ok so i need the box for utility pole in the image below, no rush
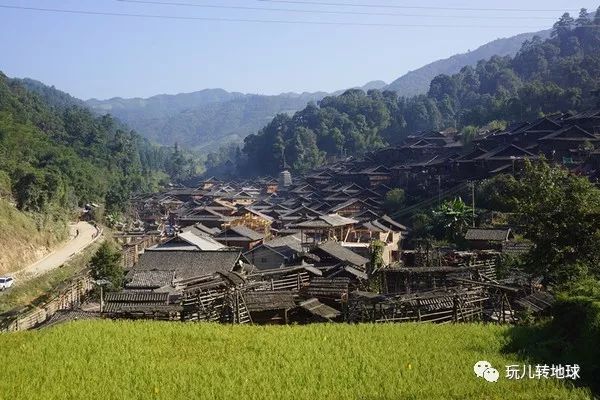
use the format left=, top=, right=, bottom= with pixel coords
left=437, top=175, right=441, bottom=206
left=94, top=279, right=112, bottom=313
left=471, top=181, right=476, bottom=228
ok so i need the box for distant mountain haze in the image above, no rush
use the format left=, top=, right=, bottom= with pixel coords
left=15, top=27, right=547, bottom=151
left=88, top=90, right=329, bottom=150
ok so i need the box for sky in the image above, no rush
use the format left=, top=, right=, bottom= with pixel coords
left=0, top=0, right=598, bottom=100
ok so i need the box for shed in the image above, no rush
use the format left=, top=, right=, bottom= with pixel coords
left=298, top=298, right=341, bottom=321
left=465, top=228, right=513, bottom=250
left=243, top=291, right=297, bottom=324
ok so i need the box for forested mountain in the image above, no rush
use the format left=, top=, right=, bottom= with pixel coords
left=86, top=89, right=329, bottom=151
left=0, top=72, right=191, bottom=217
left=240, top=9, right=600, bottom=176
left=15, top=78, right=87, bottom=110
left=385, top=29, right=551, bottom=96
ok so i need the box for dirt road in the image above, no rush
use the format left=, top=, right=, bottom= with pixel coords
left=12, top=222, right=101, bottom=285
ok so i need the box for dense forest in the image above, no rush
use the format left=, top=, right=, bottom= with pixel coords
left=0, top=73, right=196, bottom=220
left=385, top=29, right=550, bottom=96
left=238, top=8, right=600, bottom=176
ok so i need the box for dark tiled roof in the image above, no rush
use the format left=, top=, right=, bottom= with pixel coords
left=465, top=228, right=511, bottom=241
left=189, top=223, right=220, bottom=236
left=329, top=198, right=366, bottom=212
left=261, top=234, right=303, bottom=256
left=564, top=109, right=600, bottom=120
left=299, top=298, right=340, bottom=320
left=243, top=291, right=296, bottom=312
left=539, top=125, right=598, bottom=141
left=315, top=241, right=369, bottom=267
left=126, top=270, right=174, bottom=289
left=305, top=277, right=350, bottom=298
left=135, top=250, right=241, bottom=281
left=103, top=303, right=183, bottom=313
left=379, top=215, right=409, bottom=231
left=218, top=226, right=264, bottom=241
left=295, top=214, right=358, bottom=228
left=104, top=291, right=169, bottom=303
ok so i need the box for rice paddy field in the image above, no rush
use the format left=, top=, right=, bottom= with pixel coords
left=0, top=321, right=592, bottom=400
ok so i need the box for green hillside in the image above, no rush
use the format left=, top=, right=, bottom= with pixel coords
left=0, top=321, right=591, bottom=400
left=0, top=72, right=191, bottom=215
left=0, top=197, right=66, bottom=275
left=385, top=30, right=551, bottom=96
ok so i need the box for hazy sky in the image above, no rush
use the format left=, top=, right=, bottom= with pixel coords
left=1, top=0, right=597, bottom=100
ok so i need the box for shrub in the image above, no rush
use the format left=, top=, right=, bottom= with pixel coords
left=550, top=292, right=600, bottom=392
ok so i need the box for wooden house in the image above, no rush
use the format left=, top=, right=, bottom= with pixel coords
left=294, top=214, right=358, bottom=247
left=243, top=234, right=303, bottom=270
left=214, top=226, right=265, bottom=250
left=243, top=291, right=297, bottom=324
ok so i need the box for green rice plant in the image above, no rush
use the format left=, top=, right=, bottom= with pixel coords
left=0, top=321, right=591, bottom=400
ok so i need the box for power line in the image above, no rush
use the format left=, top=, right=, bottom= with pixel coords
left=116, top=0, right=561, bottom=20
left=0, top=4, right=554, bottom=28
left=257, top=0, right=581, bottom=13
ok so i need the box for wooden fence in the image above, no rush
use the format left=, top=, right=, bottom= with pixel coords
left=0, top=275, right=95, bottom=332
left=253, top=271, right=311, bottom=292
left=120, top=234, right=163, bottom=269
left=346, top=286, right=487, bottom=324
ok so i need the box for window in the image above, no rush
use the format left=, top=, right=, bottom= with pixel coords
left=593, top=126, right=600, bottom=135
left=260, top=257, right=268, bottom=263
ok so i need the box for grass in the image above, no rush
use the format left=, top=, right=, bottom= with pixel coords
left=0, top=239, right=102, bottom=314
left=0, top=321, right=592, bottom=400
left=0, top=198, right=68, bottom=275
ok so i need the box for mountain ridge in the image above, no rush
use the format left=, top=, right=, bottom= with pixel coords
left=82, top=27, right=551, bottom=151
left=384, top=29, right=552, bottom=95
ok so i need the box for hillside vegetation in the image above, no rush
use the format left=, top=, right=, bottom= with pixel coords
left=385, top=30, right=550, bottom=96
left=0, top=198, right=66, bottom=275
left=0, top=72, right=200, bottom=216
left=0, top=321, right=591, bottom=400
left=239, top=8, right=600, bottom=175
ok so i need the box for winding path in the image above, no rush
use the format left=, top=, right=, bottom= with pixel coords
left=12, top=222, right=101, bottom=285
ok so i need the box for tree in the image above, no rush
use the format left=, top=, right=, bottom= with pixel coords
left=552, top=13, right=575, bottom=38
left=476, top=174, right=521, bottom=212
left=434, top=197, right=474, bottom=241
left=368, top=240, right=385, bottom=292
left=410, top=213, right=432, bottom=239
left=383, top=188, right=405, bottom=213
left=459, top=125, right=478, bottom=145
left=516, top=161, right=600, bottom=284
left=90, top=241, right=124, bottom=289
left=575, top=8, right=591, bottom=27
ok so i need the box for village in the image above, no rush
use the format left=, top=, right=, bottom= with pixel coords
left=5, top=4, right=600, bottom=397
left=2, top=109, right=598, bottom=330
left=9, top=108, right=588, bottom=330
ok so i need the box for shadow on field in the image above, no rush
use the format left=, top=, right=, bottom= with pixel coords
left=502, top=323, right=599, bottom=397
